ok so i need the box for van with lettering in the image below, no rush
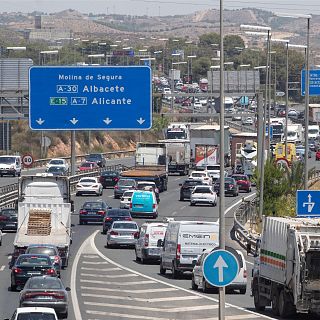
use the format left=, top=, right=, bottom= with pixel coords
left=130, top=190, right=158, bottom=219
left=158, top=220, right=219, bottom=278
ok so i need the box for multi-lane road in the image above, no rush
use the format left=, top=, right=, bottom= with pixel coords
left=0, top=155, right=319, bottom=319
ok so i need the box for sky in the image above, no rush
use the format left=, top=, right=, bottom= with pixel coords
left=0, top=0, right=319, bottom=17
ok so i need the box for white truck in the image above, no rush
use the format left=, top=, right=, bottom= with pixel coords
left=308, top=124, right=320, bottom=140
left=159, top=139, right=190, bottom=175
left=252, top=216, right=320, bottom=318
left=12, top=174, right=73, bottom=267
left=286, top=124, right=303, bottom=144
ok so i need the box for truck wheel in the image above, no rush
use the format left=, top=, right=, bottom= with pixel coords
left=278, top=289, right=294, bottom=318
left=253, top=282, right=265, bottom=311
left=159, top=260, right=166, bottom=275
left=191, top=276, right=198, bottom=290
left=272, top=290, right=280, bottom=316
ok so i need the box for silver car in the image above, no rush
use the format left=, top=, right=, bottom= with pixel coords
left=106, top=221, right=139, bottom=248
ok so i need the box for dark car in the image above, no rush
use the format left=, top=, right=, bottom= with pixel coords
left=19, top=276, right=70, bottom=318
left=46, top=166, right=68, bottom=176
left=25, top=245, right=62, bottom=277
left=102, top=208, right=132, bottom=234
left=214, top=177, right=239, bottom=197
left=99, top=170, right=120, bottom=188
left=11, top=254, right=57, bottom=291
left=231, top=174, right=252, bottom=193
left=79, top=200, right=109, bottom=225
left=85, top=153, right=106, bottom=168
left=114, top=178, right=137, bottom=199
left=0, top=208, right=18, bottom=231
left=179, top=179, right=203, bottom=201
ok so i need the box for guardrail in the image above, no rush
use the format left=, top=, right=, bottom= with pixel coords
left=32, top=150, right=135, bottom=168
left=0, top=163, right=131, bottom=209
left=232, top=168, right=320, bottom=254
left=225, top=119, right=256, bottom=133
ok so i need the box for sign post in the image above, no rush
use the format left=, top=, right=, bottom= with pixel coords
left=29, top=66, right=152, bottom=130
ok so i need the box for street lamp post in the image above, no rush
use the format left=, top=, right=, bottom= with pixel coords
left=275, top=13, right=312, bottom=189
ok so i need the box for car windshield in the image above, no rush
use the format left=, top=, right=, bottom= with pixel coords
left=80, top=178, right=96, bottom=183
left=47, top=167, right=65, bottom=173
left=50, top=159, right=63, bottom=165
left=17, top=256, right=51, bottom=266
left=123, top=191, right=133, bottom=197
left=113, top=223, right=137, bottom=229
left=108, top=210, right=130, bottom=217
left=17, top=314, right=56, bottom=320
left=309, top=129, right=319, bottom=134
left=194, top=187, right=211, bottom=193
left=0, top=156, right=15, bottom=164
left=83, top=202, right=105, bottom=209
left=27, top=247, right=56, bottom=256
left=26, top=277, right=63, bottom=289
left=118, top=179, right=135, bottom=186
left=81, top=162, right=94, bottom=167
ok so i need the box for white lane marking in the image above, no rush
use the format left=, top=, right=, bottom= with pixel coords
left=83, top=255, right=100, bottom=259
left=107, top=195, right=113, bottom=198
left=82, top=293, right=201, bottom=302
left=80, top=273, right=138, bottom=278
left=196, top=315, right=259, bottom=320
left=81, top=286, right=179, bottom=294
left=81, top=267, right=121, bottom=271
left=246, top=261, right=254, bottom=266
left=180, top=205, right=186, bottom=210
left=80, top=279, right=155, bottom=286
left=171, top=211, right=177, bottom=216
left=173, top=177, right=181, bottom=181
left=82, top=261, right=109, bottom=265
left=83, top=301, right=220, bottom=312
left=2, top=233, right=6, bottom=236
left=89, top=230, right=275, bottom=320
left=0, top=265, right=5, bottom=271
left=7, top=255, right=12, bottom=260
left=87, top=310, right=172, bottom=320
left=71, top=235, right=90, bottom=320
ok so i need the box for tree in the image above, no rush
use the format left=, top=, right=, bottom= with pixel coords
left=192, top=57, right=211, bottom=81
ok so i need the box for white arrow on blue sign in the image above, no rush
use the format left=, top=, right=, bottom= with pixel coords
left=29, top=66, right=152, bottom=130
left=296, top=190, right=320, bottom=217
left=202, top=249, right=239, bottom=287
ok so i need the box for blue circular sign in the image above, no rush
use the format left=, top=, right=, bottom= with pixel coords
left=203, top=249, right=239, bottom=287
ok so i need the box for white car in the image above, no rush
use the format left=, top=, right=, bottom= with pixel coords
left=192, top=249, right=247, bottom=294
left=190, top=185, right=217, bottom=206
left=46, top=158, right=69, bottom=171
left=206, top=169, right=228, bottom=182
left=193, top=101, right=202, bottom=110
left=7, top=307, right=58, bottom=320
left=120, top=190, right=134, bottom=209
left=189, top=171, right=212, bottom=185
left=76, top=177, right=103, bottom=196
left=242, top=117, right=254, bottom=125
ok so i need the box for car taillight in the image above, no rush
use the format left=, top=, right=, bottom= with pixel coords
left=12, top=267, right=23, bottom=274
left=80, top=210, right=87, bottom=215
left=155, top=188, right=159, bottom=193
left=176, top=244, right=181, bottom=260
left=130, top=203, right=132, bottom=209
left=113, top=177, right=119, bottom=182
left=144, top=234, right=149, bottom=246
left=114, top=185, right=119, bottom=189
left=0, top=215, right=7, bottom=221
left=229, top=184, right=233, bottom=188
left=152, top=204, right=156, bottom=209
left=110, top=231, right=118, bottom=235
left=105, top=217, right=112, bottom=221
left=243, top=270, right=247, bottom=278
left=97, top=210, right=105, bottom=215
left=133, top=231, right=139, bottom=238
left=46, top=268, right=56, bottom=276
left=125, top=217, right=132, bottom=221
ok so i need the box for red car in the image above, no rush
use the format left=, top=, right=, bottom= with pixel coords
left=78, top=161, right=99, bottom=171
left=316, top=151, right=320, bottom=161
left=231, top=174, right=252, bottom=193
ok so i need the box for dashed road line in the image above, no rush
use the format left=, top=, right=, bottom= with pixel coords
left=180, top=205, right=186, bottom=210
left=80, top=279, right=156, bottom=286
left=86, top=311, right=172, bottom=320
left=80, top=273, right=138, bottom=278
left=82, top=261, right=109, bottom=265
left=81, top=286, right=179, bottom=294
left=171, top=211, right=177, bottom=216
left=0, top=265, right=5, bottom=271
left=80, top=267, right=120, bottom=271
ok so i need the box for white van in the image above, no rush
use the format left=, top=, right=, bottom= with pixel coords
left=135, top=222, right=167, bottom=263
left=159, top=221, right=219, bottom=278
left=0, top=155, right=21, bottom=177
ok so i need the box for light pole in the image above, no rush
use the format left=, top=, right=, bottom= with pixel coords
left=275, top=13, right=311, bottom=188
left=187, top=55, right=196, bottom=86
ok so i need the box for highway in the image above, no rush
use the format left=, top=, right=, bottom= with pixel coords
left=0, top=155, right=319, bottom=319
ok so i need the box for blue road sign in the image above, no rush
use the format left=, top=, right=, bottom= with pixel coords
left=301, top=69, right=320, bottom=96
left=203, top=249, right=239, bottom=287
left=266, top=125, right=273, bottom=138
left=29, top=66, right=152, bottom=130
left=296, top=190, right=320, bottom=217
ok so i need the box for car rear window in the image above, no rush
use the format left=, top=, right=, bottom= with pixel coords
left=17, top=256, right=51, bottom=266
left=191, top=172, right=205, bottom=177
left=184, top=180, right=202, bottom=187
left=233, top=176, right=247, bottom=181
left=194, top=187, right=211, bottom=193
left=1, top=209, right=17, bottom=216
left=80, top=178, right=96, bottom=183
left=118, top=179, right=135, bottom=186
left=83, top=202, right=104, bottom=209
left=113, top=223, right=137, bottom=229
left=123, top=191, right=133, bottom=197
left=108, top=211, right=130, bottom=217
left=17, top=314, right=56, bottom=320
left=102, top=171, right=118, bottom=176
left=27, top=247, right=57, bottom=256
left=27, top=277, right=63, bottom=289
